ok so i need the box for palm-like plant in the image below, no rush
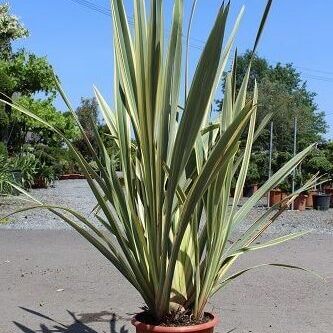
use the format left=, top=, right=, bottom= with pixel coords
left=1, top=0, right=323, bottom=323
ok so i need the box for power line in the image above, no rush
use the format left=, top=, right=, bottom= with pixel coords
left=66, top=0, right=333, bottom=132
left=67, top=0, right=135, bottom=24
left=268, top=58, right=333, bottom=77
left=67, top=0, right=333, bottom=83
left=68, top=0, right=110, bottom=16
left=67, top=0, right=198, bottom=49
left=268, top=59, right=333, bottom=82
left=302, top=74, right=333, bottom=83
left=293, top=66, right=333, bottom=77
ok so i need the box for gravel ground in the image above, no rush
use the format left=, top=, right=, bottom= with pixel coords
left=0, top=180, right=99, bottom=230
left=1, top=179, right=333, bottom=235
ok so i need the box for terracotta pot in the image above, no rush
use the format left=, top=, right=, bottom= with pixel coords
left=32, top=176, right=48, bottom=189
left=59, top=173, right=86, bottom=180
left=305, top=190, right=317, bottom=208
left=280, top=192, right=290, bottom=209
left=269, top=189, right=282, bottom=207
left=132, top=313, right=218, bottom=333
left=293, top=194, right=307, bottom=211
left=281, top=192, right=288, bottom=200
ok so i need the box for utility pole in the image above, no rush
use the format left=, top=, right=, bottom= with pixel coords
left=291, top=115, right=297, bottom=210
left=267, top=121, right=273, bottom=207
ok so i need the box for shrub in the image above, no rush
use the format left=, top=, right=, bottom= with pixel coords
left=246, top=161, right=261, bottom=185
left=0, top=155, right=14, bottom=194
left=0, top=141, right=8, bottom=158
left=12, top=152, right=37, bottom=189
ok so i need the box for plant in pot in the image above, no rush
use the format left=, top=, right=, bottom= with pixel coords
left=278, top=180, right=289, bottom=201
left=0, top=145, right=17, bottom=195
left=12, top=152, right=37, bottom=189
left=268, top=152, right=293, bottom=207
left=33, top=162, right=55, bottom=188
left=1, top=0, right=325, bottom=331
left=301, top=175, right=318, bottom=209
left=243, top=161, right=260, bottom=197
left=32, top=144, right=63, bottom=178
left=0, top=155, right=16, bottom=195
left=312, top=192, right=331, bottom=211
left=305, top=187, right=317, bottom=208
left=269, top=187, right=282, bottom=207
left=277, top=171, right=307, bottom=211
left=291, top=171, right=308, bottom=211
left=20, top=144, right=57, bottom=188
left=303, top=150, right=333, bottom=208
left=293, top=192, right=308, bottom=211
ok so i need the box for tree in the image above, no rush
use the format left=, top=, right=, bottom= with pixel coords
left=74, top=97, right=99, bottom=160
left=303, top=149, right=332, bottom=178
left=76, top=97, right=98, bottom=132
left=0, top=3, right=57, bottom=145
left=10, top=96, right=78, bottom=149
left=74, top=97, right=121, bottom=167
left=217, top=51, right=328, bottom=184
left=304, top=141, right=333, bottom=180
left=325, top=141, right=333, bottom=165
left=0, top=3, right=28, bottom=58
left=219, top=50, right=327, bottom=152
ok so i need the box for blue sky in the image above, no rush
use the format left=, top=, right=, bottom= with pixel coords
left=9, top=0, right=333, bottom=138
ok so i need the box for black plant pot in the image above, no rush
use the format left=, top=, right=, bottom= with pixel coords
left=313, top=194, right=331, bottom=211
left=243, top=184, right=258, bottom=197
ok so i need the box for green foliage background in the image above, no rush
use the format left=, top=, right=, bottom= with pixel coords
left=0, top=3, right=332, bottom=193
left=217, top=51, right=332, bottom=186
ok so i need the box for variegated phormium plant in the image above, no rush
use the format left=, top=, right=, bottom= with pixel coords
left=1, top=0, right=323, bottom=322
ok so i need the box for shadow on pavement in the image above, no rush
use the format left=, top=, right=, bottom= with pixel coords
left=13, top=306, right=130, bottom=333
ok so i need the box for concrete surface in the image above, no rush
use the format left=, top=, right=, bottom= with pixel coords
left=0, top=229, right=332, bottom=333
